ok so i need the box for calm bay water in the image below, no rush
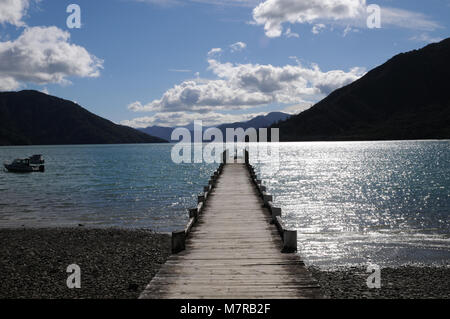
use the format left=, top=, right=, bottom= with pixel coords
left=1, top=141, right=449, bottom=268
left=0, top=144, right=216, bottom=231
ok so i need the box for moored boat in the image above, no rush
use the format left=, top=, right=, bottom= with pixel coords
left=4, top=158, right=45, bottom=173
left=29, top=154, right=45, bottom=165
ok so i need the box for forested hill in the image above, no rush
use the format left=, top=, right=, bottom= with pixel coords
left=272, top=38, right=450, bottom=141
left=0, top=90, right=167, bottom=145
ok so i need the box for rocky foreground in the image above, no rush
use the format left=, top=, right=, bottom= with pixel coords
left=309, top=265, right=450, bottom=299
left=0, top=228, right=171, bottom=299
left=1, top=228, right=449, bottom=299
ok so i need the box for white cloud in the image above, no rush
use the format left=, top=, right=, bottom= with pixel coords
left=252, top=0, right=440, bottom=38
left=381, top=7, right=440, bottom=31
left=409, top=33, right=443, bottom=44
left=312, top=24, right=326, bottom=34
left=0, top=26, right=103, bottom=90
left=122, top=111, right=266, bottom=128
left=230, top=41, right=247, bottom=52
left=285, top=28, right=299, bottom=38
left=207, top=47, right=222, bottom=57
left=253, top=0, right=366, bottom=38
left=342, top=25, right=359, bottom=37
left=0, top=0, right=31, bottom=26
left=282, top=103, right=313, bottom=115
left=128, top=58, right=365, bottom=114
left=0, top=76, right=20, bottom=91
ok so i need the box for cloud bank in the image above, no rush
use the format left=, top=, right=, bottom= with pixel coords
left=0, top=1, right=103, bottom=91
left=121, top=111, right=267, bottom=128
left=0, top=27, right=103, bottom=90
left=128, top=58, right=364, bottom=113
left=0, top=0, right=31, bottom=26
left=252, top=0, right=440, bottom=38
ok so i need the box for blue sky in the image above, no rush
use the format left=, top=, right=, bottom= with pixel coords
left=0, top=0, right=449, bottom=127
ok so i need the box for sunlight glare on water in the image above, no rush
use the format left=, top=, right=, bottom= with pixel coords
left=250, top=141, right=450, bottom=268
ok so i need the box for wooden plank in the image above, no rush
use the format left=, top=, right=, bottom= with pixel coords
left=140, top=163, right=322, bottom=299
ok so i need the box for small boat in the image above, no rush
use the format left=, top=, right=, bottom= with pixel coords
left=29, top=154, right=45, bottom=165
left=4, top=158, right=45, bottom=173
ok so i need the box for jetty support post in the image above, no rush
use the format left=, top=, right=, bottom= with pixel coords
left=274, top=216, right=297, bottom=253
left=271, top=205, right=281, bottom=221
left=189, top=208, right=198, bottom=220
left=263, top=193, right=273, bottom=207
left=222, top=150, right=228, bottom=164
left=171, top=230, right=186, bottom=254
left=283, top=230, right=298, bottom=253
left=197, top=201, right=204, bottom=216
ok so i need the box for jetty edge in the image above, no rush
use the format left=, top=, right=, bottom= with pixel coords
left=140, top=150, right=323, bottom=299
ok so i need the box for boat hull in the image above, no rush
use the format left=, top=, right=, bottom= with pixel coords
left=4, top=164, right=44, bottom=173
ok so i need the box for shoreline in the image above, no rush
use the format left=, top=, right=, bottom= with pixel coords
left=0, top=227, right=449, bottom=299
left=1, top=139, right=449, bottom=148
left=0, top=227, right=171, bottom=299
left=309, top=265, right=450, bottom=299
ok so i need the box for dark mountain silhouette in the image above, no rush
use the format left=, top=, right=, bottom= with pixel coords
left=217, top=112, right=291, bottom=131
left=140, top=112, right=290, bottom=142
left=140, top=126, right=176, bottom=143
left=0, top=90, right=167, bottom=145
left=272, top=38, right=450, bottom=141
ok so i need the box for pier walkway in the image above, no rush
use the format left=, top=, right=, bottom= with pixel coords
left=140, top=161, right=322, bottom=299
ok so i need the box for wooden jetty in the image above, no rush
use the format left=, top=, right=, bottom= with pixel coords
left=140, top=151, right=322, bottom=299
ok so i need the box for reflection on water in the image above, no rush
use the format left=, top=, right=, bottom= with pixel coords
left=1, top=141, right=449, bottom=268
left=250, top=141, right=450, bottom=268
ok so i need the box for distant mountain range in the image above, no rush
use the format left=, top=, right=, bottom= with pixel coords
left=139, top=112, right=291, bottom=142
left=139, top=126, right=175, bottom=143
left=217, top=112, right=291, bottom=131
left=272, top=38, right=450, bottom=141
left=0, top=90, right=167, bottom=146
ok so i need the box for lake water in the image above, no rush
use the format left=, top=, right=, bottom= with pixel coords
left=0, top=144, right=216, bottom=231
left=250, top=141, right=450, bottom=268
left=1, top=141, right=449, bottom=268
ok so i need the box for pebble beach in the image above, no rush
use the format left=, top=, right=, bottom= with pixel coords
left=0, top=228, right=449, bottom=299
left=309, top=265, right=450, bottom=299
left=0, top=228, right=171, bottom=299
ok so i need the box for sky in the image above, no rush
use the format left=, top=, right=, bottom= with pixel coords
left=0, top=0, right=449, bottom=128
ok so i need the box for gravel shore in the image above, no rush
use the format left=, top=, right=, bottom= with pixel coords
left=1, top=228, right=449, bottom=299
left=309, top=265, right=450, bottom=299
left=0, top=228, right=171, bottom=299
